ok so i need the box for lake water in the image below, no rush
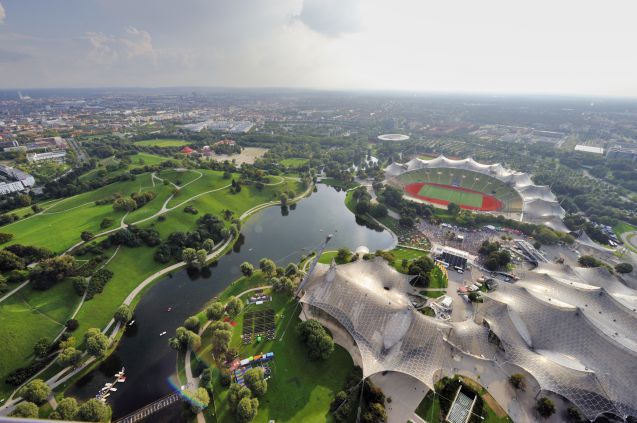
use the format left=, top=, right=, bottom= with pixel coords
left=68, top=184, right=394, bottom=420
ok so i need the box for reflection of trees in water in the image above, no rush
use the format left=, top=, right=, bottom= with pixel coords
left=98, top=353, right=123, bottom=378
left=281, top=205, right=289, bottom=216
left=233, top=233, right=245, bottom=253
left=124, top=321, right=138, bottom=338
left=355, top=215, right=384, bottom=232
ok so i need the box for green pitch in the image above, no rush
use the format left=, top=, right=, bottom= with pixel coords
left=418, top=184, right=483, bottom=208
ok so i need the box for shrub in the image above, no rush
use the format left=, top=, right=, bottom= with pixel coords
left=615, top=262, right=633, bottom=274
left=19, top=379, right=51, bottom=404
left=85, top=268, right=114, bottom=299
left=114, top=304, right=133, bottom=323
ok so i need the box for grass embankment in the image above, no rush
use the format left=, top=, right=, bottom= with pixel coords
left=2, top=174, right=166, bottom=252
left=279, top=158, right=309, bottom=168
left=192, top=273, right=354, bottom=423
left=0, top=280, right=80, bottom=400
left=79, top=153, right=170, bottom=182
left=133, top=139, right=189, bottom=147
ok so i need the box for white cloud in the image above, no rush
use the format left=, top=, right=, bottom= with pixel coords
left=85, top=26, right=156, bottom=66
left=0, top=2, right=6, bottom=24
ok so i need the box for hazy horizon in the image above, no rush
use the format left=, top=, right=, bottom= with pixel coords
left=1, top=0, right=637, bottom=97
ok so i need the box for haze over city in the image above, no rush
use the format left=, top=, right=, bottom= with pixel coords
left=1, top=0, right=637, bottom=96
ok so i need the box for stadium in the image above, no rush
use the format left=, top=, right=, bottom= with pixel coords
left=385, top=155, right=568, bottom=231
left=300, top=258, right=637, bottom=422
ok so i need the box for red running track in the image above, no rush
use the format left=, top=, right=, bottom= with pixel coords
left=404, top=182, right=503, bottom=211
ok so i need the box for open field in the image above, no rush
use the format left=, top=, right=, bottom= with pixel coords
left=196, top=273, right=354, bottom=423
left=207, top=147, right=268, bottom=165
left=0, top=279, right=80, bottom=399
left=79, top=153, right=170, bottom=182
left=157, top=168, right=202, bottom=187
left=280, top=158, right=309, bottom=167
left=164, top=169, right=232, bottom=208
left=133, top=138, right=189, bottom=147
left=2, top=174, right=159, bottom=252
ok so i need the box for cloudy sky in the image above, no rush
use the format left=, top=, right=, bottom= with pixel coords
left=1, top=0, right=636, bottom=96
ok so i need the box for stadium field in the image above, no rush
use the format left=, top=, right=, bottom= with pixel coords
left=405, top=182, right=502, bottom=211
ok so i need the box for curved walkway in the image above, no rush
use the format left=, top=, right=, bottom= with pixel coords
left=183, top=284, right=272, bottom=423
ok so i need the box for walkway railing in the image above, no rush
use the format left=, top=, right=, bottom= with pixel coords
left=114, top=393, right=182, bottom=423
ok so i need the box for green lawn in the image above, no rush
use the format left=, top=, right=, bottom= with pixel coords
left=73, top=246, right=160, bottom=343
left=614, top=221, right=636, bottom=237
left=2, top=174, right=160, bottom=252
left=165, top=170, right=232, bottom=208
left=388, top=246, right=427, bottom=273
left=0, top=280, right=80, bottom=399
left=133, top=138, right=189, bottom=147
left=417, top=184, right=483, bottom=208
left=280, top=158, right=309, bottom=168
left=158, top=169, right=202, bottom=187
left=196, top=274, right=353, bottom=423
left=429, top=266, right=448, bottom=289
left=130, top=152, right=171, bottom=168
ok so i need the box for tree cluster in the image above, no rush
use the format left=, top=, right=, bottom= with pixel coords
left=297, top=319, right=334, bottom=360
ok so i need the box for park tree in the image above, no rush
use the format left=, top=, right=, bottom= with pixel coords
left=236, top=397, right=259, bottom=423
left=240, top=262, right=254, bottom=277
left=184, top=316, right=201, bottom=333
left=228, top=384, right=252, bottom=412
left=75, top=398, right=111, bottom=422
left=33, top=337, right=50, bottom=358
left=202, top=238, right=215, bottom=253
left=10, top=401, right=39, bottom=418
left=297, top=319, right=334, bottom=360
left=58, top=347, right=82, bottom=368
left=509, top=373, right=526, bottom=391
left=273, top=276, right=294, bottom=295
left=0, top=249, right=25, bottom=272
left=566, top=406, right=584, bottom=422
left=536, top=397, right=556, bottom=419
left=114, top=304, right=132, bottom=323
left=210, top=322, right=233, bottom=357
left=408, top=256, right=435, bottom=282
left=19, top=379, right=51, bottom=404
left=196, top=249, right=208, bottom=268
left=336, top=248, right=351, bottom=262
left=285, top=263, right=298, bottom=277
left=112, top=197, right=137, bottom=212
left=355, top=200, right=371, bottom=215
left=206, top=302, right=225, bottom=321
left=182, top=248, right=198, bottom=267
left=185, top=387, right=210, bottom=414
left=50, top=397, right=79, bottom=420
left=615, top=262, right=633, bottom=274
left=280, top=193, right=288, bottom=206
left=259, top=258, right=276, bottom=278
left=244, top=367, right=267, bottom=397
left=81, top=231, right=94, bottom=242
left=368, top=402, right=387, bottom=421
left=85, top=328, right=109, bottom=358
left=578, top=255, right=602, bottom=268
left=225, top=296, right=243, bottom=317
left=30, top=255, right=76, bottom=290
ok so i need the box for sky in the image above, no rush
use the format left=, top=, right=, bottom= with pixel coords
left=1, top=0, right=636, bottom=97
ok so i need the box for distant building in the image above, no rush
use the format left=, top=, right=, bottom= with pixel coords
left=0, top=165, right=35, bottom=195
left=181, top=146, right=194, bottom=155
left=27, top=151, right=67, bottom=163
left=606, top=143, right=637, bottom=161
left=574, top=145, right=604, bottom=154
left=213, top=139, right=236, bottom=146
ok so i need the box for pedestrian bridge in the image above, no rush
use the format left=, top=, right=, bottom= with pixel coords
left=114, top=393, right=182, bottom=423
